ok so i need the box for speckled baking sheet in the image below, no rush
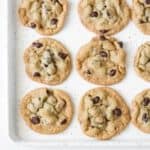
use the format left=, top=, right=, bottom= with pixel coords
left=8, top=0, right=150, bottom=147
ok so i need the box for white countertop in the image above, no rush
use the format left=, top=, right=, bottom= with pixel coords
left=1, top=0, right=149, bottom=149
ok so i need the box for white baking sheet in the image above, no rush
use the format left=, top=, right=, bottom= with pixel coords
left=8, top=0, right=150, bottom=146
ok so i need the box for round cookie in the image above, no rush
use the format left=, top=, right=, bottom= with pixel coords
left=78, top=0, right=130, bottom=35
left=131, top=89, right=150, bottom=133
left=134, top=42, right=150, bottom=81
left=76, top=36, right=126, bottom=85
left=78, top=87, right=130, bottom=140
left=20, top=88, right=73, bottom=134
left=24, top=38, right=71, bottom=85
left=18, top=0, right=68, bottom=35
left=132, top=0, right=150, bottom=35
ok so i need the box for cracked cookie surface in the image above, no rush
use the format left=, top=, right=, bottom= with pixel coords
left=20, top=88, right=73, bottom=134
left=78, top=87, right=130, bottom=140
left=18, top=0, right=68, bottom=35
left=132, top=0, right=150, bottom=35
left=76, top=36, right=126, bottom=85
left=131, top=89, right=150, bottom=133
left=134, top=42, right=150, bottom=81
left=78, top=0, right=130, bottom=35
left=24, top=38, right=71, bottom=85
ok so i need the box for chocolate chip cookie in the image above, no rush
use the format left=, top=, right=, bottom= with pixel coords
left=78, top=0, right=130, bottom=35
left=76, top=36, right=126, bottom=85
left=134, top=42, right=150, bottom=81
left=18, top=0, right=68, bottom=35
left=78, top=87, right=130, bottom=140
left=20, top=88, right=73, bottom=134
left=132, top=0, right=150, bottom=35
left=24, top=38, right=71, bottom=85
left=131, top=89, right=150, bottom=133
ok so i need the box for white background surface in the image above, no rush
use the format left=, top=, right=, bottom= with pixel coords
left=1, top=0, right=150, bottom=149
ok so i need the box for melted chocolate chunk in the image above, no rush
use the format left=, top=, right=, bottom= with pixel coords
left=58, top=52, right=68, bottom=59
left=30, top=116, right=40, bottom=124
left=32, top=42, right=43, bottom=48
left=106, top=11, right=111, bottom=17
left=139, top=19, right=145, bottom=24
left=33, top=72, right=41, bottom=77
left=113, top=108, right=122, bottom=117
left=145, top=0, right=150, bottom=4
left=109, top=69, right=116, bottom=76
left=51, top=18, right=58, bottom=25
left=91, top=96, right=100, bottom=104
left=143, top=97, right=150, bottom=106
left=52, top=0, right=59, bottom=3
left=30, top=22, right=36, bottom=28
left=100, top=35, right=106, bottom=41
left=46, top=89, right=52, bottom=95
left=104, top=5, right=107, bottom=9
left=142, top=113, right=149, bottom=123
left=86, top=70, right=92, bottom=75
left=44, top=64, right=48, bottom=67
left=90, top=11, right=98, bottom=17
left=118, top=41, right=123, bottom=48
left=99, top=51, right=108, bottom=57
left=100, top=29, right=109, bottom=34
left=60, top=118, right=67, bottom=125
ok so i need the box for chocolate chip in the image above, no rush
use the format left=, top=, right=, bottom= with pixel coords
left=145, top=0, right=150, bottom=4
left=51, top=18, right=58, bottom=25
left=52, top=0, right=59, bottom=3
left=90, top=11, right=98, bottom=17
left=100, top=51, right=108, bottom=57
left=100, top=29, right=109, bottom=34
left=112, top=108, right=122, bottom=117
left=32, top=42, right=43, bottom=48
left=142, top=113, right=149, bottom=123
left=86, top=70, right=92, bottom=75
left=60, top=118, right=67, bottom=124
left=109, top=69, right=116, bottom=76
left=100, top=35, right=106, bottom=41
left=30, top=116, right=40, bottom=124
left=44, top=64, right=48, bottom=67
left=104, top=5, right=107, bottom=8
left=30, top=22, right=36, bottom=28
left=106, top=11, right=111, bottom=17
left=143, top=97, right=150, bottom=106
left=46, top=89, right=52, bottom=95
left=118, top=41, right=123, bottom=48
left=91, top=96, right=100, bottom=104
left=58, top=52, right=68, bottom=59
left=33, top=72, right=41, bottom=77
left=139, top=19, right=145, bottom=24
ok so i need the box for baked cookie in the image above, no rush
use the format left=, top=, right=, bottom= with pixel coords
left=132, top=0, right=150, bottom=35
left=78, top=0, right=130, bottom=35
left=18, top=0, right=68, bottom=35
left=131, top=89, right=150, bottom=133
left=78, top=87, right=130, bottom=140
left=134, top=42, right=150, bottom=81
left=76, top=36, right=126, bottom=85
left=24, top=38, right=71, bottom=85
left=20, top=88, right=73, bottom=134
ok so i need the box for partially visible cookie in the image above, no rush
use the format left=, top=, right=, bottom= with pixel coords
left=20, top=88, right=73, bottom=134
left=134, top=42, right=150, bottom=81
left=24, top=38, right=71, bottom=85
left=131, top=89, right=150, bottom=133
left=132, top=0, right=150, bottom=35
left=78, top=0, right=130, bottom=35
left=18, top=0, right=68, bottom=35
left=76, top=36, right=126, bottom=85
left=78, top=87, right=130, bottom=140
